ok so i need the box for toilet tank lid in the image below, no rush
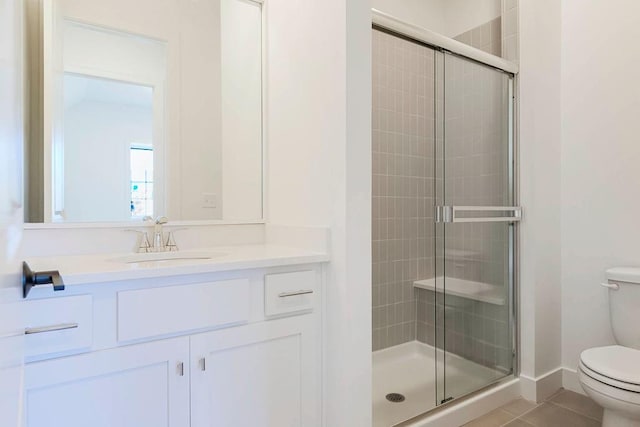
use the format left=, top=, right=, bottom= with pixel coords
left=606, top=267, right=640, bottom=284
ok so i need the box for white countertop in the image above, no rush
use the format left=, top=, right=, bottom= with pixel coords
left=24, top=245, right=330, bottom=286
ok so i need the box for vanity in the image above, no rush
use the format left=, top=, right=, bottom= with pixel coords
left=22, top=244, right=328, bottom=427
left=18, top=0, right=332, bottom=425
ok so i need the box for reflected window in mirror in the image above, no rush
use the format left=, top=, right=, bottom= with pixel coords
left=130, top=145, right=154, bottom=219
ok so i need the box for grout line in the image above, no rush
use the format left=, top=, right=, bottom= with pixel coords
left=546, top=401, right=602, bottom=423
left=544, top=388, right=565, bottom=402
left=496, top=399, right=540, bottom=426
left=504, top=417, right=535, bottom=426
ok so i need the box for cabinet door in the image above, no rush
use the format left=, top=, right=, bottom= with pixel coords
left=24, top=337, right=190, bottom=427
left=191, top=316, right=320, bottom=427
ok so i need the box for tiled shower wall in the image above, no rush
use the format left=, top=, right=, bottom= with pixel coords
left=502, top=0, right=519, bottom=62
left=453, top=17, right=502, bottom=57
left=372, top=29, right=435, bottom=351
left=452, top=0, right=520, bottom=63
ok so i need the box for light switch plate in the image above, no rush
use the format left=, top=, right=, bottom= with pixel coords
left=202, top=193, right=217, bottom=208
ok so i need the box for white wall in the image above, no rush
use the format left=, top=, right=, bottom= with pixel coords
left=221, top=0, right=263, bottom=220
left=266, top=0, right=372, bottom=424
left=518, top=0, right=562, bottom=398
left=560, top=0, right=640, bottom=371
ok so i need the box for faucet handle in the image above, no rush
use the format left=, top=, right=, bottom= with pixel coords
left=124, top=229, right=152, bottom=253
left=164, top=228, right=186, bottom=252
left=165, top=232, right=178, bottom=252
left=155, top=216, right=169, bottom=225
left=139, top=232, right=152, bottom=253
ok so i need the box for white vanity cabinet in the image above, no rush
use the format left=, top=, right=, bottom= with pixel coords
left=24, top=337, right=191, bottom=427
left=21, top=265, right=323, bottom=427
left=190, top=315, right=320, bottom=427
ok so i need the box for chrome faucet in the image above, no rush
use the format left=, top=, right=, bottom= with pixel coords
left=127, top=216, right=181, bottom=253
left=141, top=216, right=175, bottom=252
left=153, top=216, right=168, bottom=252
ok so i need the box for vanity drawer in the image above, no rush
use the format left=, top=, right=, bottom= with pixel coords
left=25, top=295, right=93, bottom=358
left=117, top=279, right=250, bottom=342
left=264, top=270, right=317, bottom=317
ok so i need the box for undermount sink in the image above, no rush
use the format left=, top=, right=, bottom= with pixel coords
left=109, top=251, right=227, bottom=264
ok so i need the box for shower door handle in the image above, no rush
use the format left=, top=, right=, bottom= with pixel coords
left=436, top=206, right=523, bottom=223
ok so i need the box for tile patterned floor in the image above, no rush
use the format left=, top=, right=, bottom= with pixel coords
left=463, top=389, right=603, bottom=427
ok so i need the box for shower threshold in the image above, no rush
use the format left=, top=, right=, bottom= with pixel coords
left=373, top=341, right=504, bottom=427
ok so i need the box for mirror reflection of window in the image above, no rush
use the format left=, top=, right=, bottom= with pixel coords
left=130, top=145, right=154, bottom=218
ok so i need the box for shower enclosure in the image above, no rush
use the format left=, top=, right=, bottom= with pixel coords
left=371, top=16, right=520, bottom=427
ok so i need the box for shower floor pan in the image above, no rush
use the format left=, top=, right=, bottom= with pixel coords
left=373, top=341, right=501, bottom=427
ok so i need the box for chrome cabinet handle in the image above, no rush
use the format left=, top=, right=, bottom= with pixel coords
left=600, top=282, right=620, bottom=290
left=25, top=323, right=78, bottom=335
left=278, top=290, right=314, bottom=298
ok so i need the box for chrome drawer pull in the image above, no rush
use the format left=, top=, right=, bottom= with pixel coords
left=25, top=323, right=78, bottom=335
left=278, top=289, right=314, bottom=298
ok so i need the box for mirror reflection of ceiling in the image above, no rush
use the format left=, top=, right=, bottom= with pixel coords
left=63, top=75, right=153, bottom=110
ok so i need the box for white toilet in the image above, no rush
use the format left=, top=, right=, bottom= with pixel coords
left=579, top=267, right=640, bottom=427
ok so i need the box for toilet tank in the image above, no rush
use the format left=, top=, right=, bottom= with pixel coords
left=606, top=268, right=640, bottom=349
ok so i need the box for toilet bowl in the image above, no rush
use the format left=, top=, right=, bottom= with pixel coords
left=578, top=268, right=640, bottom=427
left=579, top=346, right=640, bottom=426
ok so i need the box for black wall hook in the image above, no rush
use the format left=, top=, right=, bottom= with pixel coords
left=23, top=262, right=65, bottom=298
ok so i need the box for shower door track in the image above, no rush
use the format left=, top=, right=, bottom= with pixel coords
left=372, top=9, right=519, bottom=76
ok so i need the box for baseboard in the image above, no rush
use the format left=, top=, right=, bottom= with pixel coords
left=520, top=368, right=563, bottom=403
left=403, top=378, right=521, bottom=427
left=562, top=367, right=585, bottom=395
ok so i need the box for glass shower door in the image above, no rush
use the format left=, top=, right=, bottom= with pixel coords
left=434, top=52, right=519, bottom=404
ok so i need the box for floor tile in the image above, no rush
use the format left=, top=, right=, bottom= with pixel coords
left=520, top=402, right=601, bottom=427
left=545, top=387, right=565, bottom=401
left=503, top=419, right=534, bottom=427
left=463, top=409, right=515, bottom=427
left=550, top=390, right=603, bottom=421
left=500, top=398, right=539, bottom=417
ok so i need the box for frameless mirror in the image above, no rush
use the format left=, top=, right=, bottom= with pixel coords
left=24, top=0, right=263, bottom=223
left=372, top=0, right=517, bottom=59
